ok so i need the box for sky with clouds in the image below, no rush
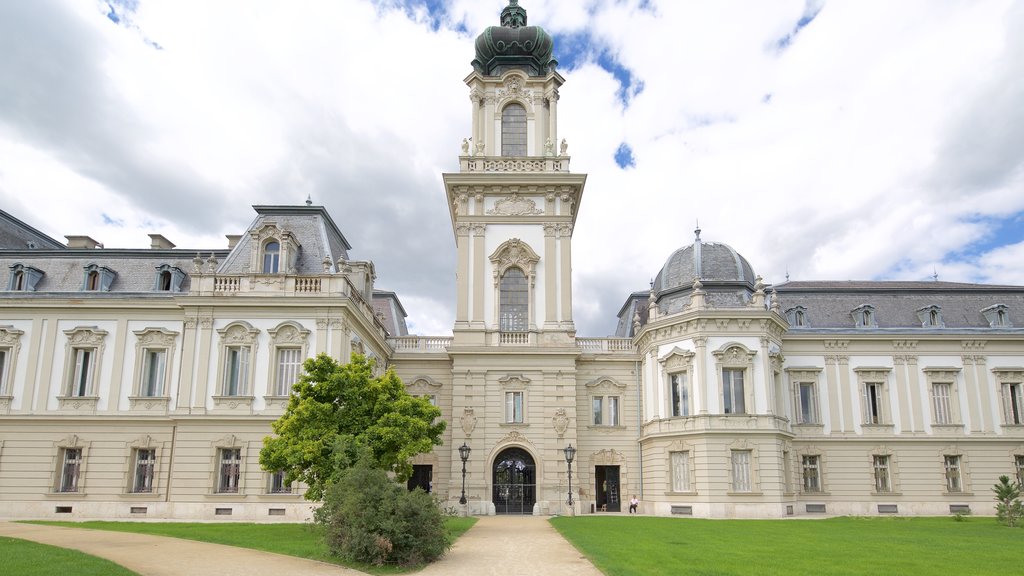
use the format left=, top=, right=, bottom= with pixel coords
left=1, top=0, right=1022, bottom=337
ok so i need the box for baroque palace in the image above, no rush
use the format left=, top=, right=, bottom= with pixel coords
left=2, top=1, right=1024, bottom=520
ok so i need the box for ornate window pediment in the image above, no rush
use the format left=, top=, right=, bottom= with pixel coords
left=490, top=238, right=540, bottom=277
left=499, top=374, right=531, bottom=389
left=712, top=342, right=757, bottom=365
left=584, top=376, right=626, bottom=391
left=659, top=347, right=695, bottom=373
left=248, top=222, right=301, bottom=275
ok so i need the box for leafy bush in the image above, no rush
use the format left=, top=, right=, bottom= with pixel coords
left=992, top=475, right=1023, bottom=528
left=316, top=456, right=448, bottom=566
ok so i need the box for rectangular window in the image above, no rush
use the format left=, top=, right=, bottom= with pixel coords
left=1015, top=455, right=1024, bottom=487
left=274, top=348, right=301, bottom=396
left=863, top=383, right=884, bottom=424
left=505, top=391, right=523, bottom=423
left=592, top=396, right=620, bottom=426
left=796, top=382, right=818, bottom=424
left=670, top=451, right=690, bottom=492
left=223, top=347, right=249, bottom=396
left=723, top=369, right=745, bottom=414
left=873, top=455, right=891, bottom=493
left=932, top=383, right=952, bottom=425
left=944, top=455, right=962, bottom=493
left=608, top=396, right=619, bottom=426
left=1002, top=383, right=1023, bottom=425
left=58, top=448, right=83, bottom=493
left=218, top=448, right=241, bottom=493
left=670, top=373, right=690, bottom=417
left=592, top=396, right=603, bottom=426
left=731, top=450, right=752, bottom=492
left=140, top=349, right=166, bottom=397
left=802, top=455, right=821, bottom=493
left=69, top=348, right=95, bottom=397
left=132, top=449, right=156, bottom=493
left=0, top=348, right=8, bottom=394
left=424, top=394, right=437, bottom=406
left=269, top=470, right=292, bottom=494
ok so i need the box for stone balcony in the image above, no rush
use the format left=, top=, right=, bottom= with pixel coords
left=459, top=155, right=571, bottom=173
left=642, top=414, right=793, bottom=438
left=387, top=335, right=636, bottom=354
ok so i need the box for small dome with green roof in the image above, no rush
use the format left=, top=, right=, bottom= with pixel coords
left=473, top=1, right=556, bottom=76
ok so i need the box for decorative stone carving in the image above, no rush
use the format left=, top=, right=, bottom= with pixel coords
left=552, top=408, right=569, bottom=437
left=218, top=322, right=258, bottom=345
left=134, top=328, right=177, bottom=348
left=489, top=239, right=540, bottom=277
left=462, top=138, right=470, bottom=155
left=268, top=322, right=309, bottom=346
left=559, top=138, right=568, bottom=156
left=591, top=448, right=625, bottom=465
left=65, top=327, right=107, bottom=347
left=497, top=430, right=534, bottom=448
left=487, top=194, right=544, bottom=216
left=499, top=374, right=531, bottom=389
left=460, top=408, right=478, bottom=436
left=584, top=376, right=626, bottom=391
left=497, top=75, right=533, bottom=107
left=408, top=376, right=443, bottom=389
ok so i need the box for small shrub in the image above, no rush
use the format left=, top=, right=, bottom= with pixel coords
left=952, top=511, right=970, bottom=522
left=992, top=475, right=1023, bottom=528
left=316, top=457, right=448, bottom=566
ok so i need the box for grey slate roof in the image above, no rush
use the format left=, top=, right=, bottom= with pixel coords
left=0, top=251, right=207, bottom=293
left=654, top=240, right=756, bottom=293
left=218, top=206, right=351, bottom=275
left=0, top=209, right=65, bottom=250
left=773, top=280, right=1024, bottom=330
left=373, top=291, right=409, bottom=337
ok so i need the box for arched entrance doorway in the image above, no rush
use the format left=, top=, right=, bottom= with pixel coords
left=492, top=447, right=536, bottom=515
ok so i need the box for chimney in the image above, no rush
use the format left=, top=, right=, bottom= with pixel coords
left=226, top=235, right=242, bottom=249
left=148, top=234, right=176, bottom=249
left=65, top=235, right=102, bottom=249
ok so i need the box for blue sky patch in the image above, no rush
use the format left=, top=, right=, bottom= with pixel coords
left=558, top=31, right=643, bottom=107
left=775, top=0, right=824, bottom=51
left=957, top=212, right=1024, bottom=259
left=102, top=213, right=125, bottom=227
left=614, top=143, right=636, bottom=169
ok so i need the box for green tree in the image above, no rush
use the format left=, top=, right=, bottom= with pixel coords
left=259, top=353, right=444, bottom=500
left=992, top=475, right=1023, bottom=527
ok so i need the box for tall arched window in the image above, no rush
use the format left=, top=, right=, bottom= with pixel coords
left=501, top=103, right=527, bottom=157
left=499, top=267, right=528, bottom=332
left=263, top=241, right=280, bottom=273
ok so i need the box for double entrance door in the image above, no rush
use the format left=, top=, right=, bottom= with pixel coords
left=492, top=447, right=536, bottom=515
left=595, top=465, right=621, bottom=512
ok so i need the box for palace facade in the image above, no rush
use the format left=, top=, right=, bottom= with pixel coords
left=1, top=1, right=1023, bottom=520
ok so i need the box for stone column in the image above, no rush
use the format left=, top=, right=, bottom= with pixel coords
left=315, top=318, right=328, bottom=355
left=192, top=317, right=214, bottom=414
left=961, top=356, right=982, bottom=433
left=472, top=224, right=487, bottom=326
left=694, top=337, right=708, bottom=414
left=543, top=224, right=558, bottom=327
left=455, top=223, right=471, bottom=325
left=106, top=318, right=129, bottom=413
left=175, top=317, right=198, bottom=414
left=559, top=223, right=573, bottom=325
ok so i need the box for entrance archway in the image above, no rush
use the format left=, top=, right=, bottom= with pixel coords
left=492, top=447, right=536, bottom=515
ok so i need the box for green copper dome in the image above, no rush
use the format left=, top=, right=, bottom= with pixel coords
left=473, top=1, right=556, bottom=76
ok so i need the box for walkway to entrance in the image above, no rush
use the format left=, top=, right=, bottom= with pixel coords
left=0, top=516, right=602, bottom=576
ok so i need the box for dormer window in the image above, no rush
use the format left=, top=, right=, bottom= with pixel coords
left=153, top=265, right=186, bottom=293
left=916, top=305, right=944, bottom=328
left=851, top=304, right=877, bottom=328
left=982, top=304, right=1012, bottom=328
left=262, top=241, right=280, bottom=273
left=81, top=264, right=116, bottom=292
left=86, top=271, right=99, bottom=290
left=785, top=306, right=808, bottom=327
left=8, top=264, right=44, bottom=291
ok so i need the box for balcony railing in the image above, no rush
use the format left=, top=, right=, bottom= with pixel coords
left=390, top=337, right=453, bottom=352
left=577, top=338, right=635, bottom=353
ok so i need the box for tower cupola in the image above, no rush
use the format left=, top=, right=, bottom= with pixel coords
left=473, top=1, right=556, bottom=76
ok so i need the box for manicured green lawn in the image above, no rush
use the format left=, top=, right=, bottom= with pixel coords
left=550, top=516, right=1022, bottom=576
left=0, top=536, right=140, bottom=576
left=29, top=517, right=477, bottom=575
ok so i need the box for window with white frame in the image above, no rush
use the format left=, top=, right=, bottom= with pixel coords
left=269, top=470, right=292, bottom=494
left=262, top=241, right=280, bottom=273
left=723, top=368, right=746, bottom=414
left=931, top=382, right=953, bottom=425
left=670, top=451, right=690, bottom=492
left=731, top=450, right=752, bottom=492
left=274, top=348, right=301, bottom=396
left=592, top=395, right=620, bottom=426
left=670, top=373, right=690, bottom=417
left=944, top=455, right=962, bottom=493
left=68, top=348, right=96, bottom=397
left=499, top=267, right=529, bottom=332
left=0, top=347, right=8, bottom=395
left=872, top=455, right=891, bottom=493
left=216, top=322, right=258, bottom=398
left=505, top=391, right=523, bottom=423
left=139, top=349, right=166, bottom=397
left=802, top=455, right=822, bottom=493
left=501, top=102, right=527, bottom=156
left=795, top=382, right=818, bottom=424
left=855, top=369, right=891, bottom=425
left=714, top=344, right=755, bottom=416
left=132, top=448, right=156, bottom=493
left=1000, top=381, right=1024, bottom=425
left=57, top=448, right=83, bottom=493
left=0, top=326, right=23, bottom=397
left=1015, top=455, right=1024, bottom=487
left=223, top=346, right=249, bottom=396
left=62, top=327, right=106, bottom=400
left=217, top=448, right=242, bottom=493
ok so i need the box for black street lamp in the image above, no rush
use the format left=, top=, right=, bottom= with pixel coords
left=458, top=442, right=471, bottom=505
left=563, top=443, right=577, bottom=507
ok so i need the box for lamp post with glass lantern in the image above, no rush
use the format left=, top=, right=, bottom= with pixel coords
left=563, top=443, right=576, bottom=510
left=458, top=442, right=471, bottom=506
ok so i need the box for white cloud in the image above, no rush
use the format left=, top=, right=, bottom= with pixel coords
left=1, top=0, right=1021, bottom=337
